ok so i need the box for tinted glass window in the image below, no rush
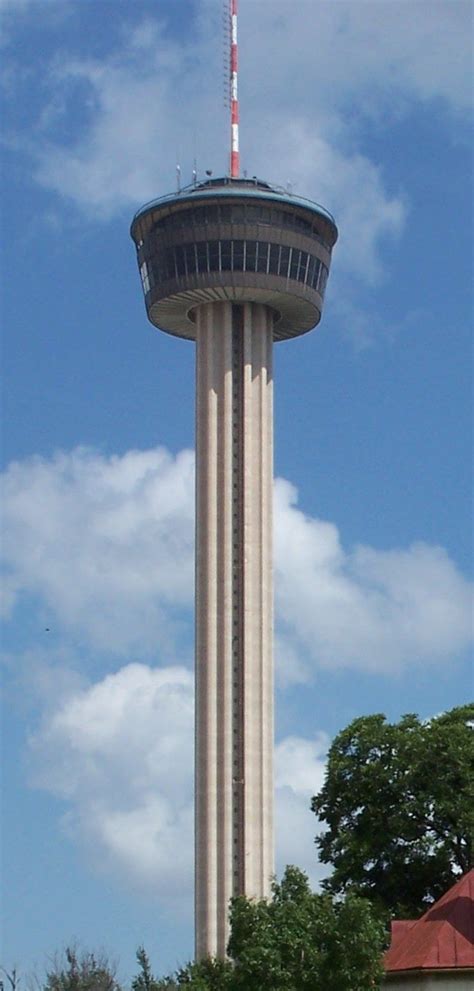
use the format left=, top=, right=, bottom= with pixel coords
left=290, top=249, right=300, bottom=280
left=233, top=240, right=244, bottom=270
left=230, top=205, right=246, bottom=223
left=167, top=253, right=176, bottom=279
left=269, top=244, right=280, bottom=274
left=204, top=206, right=219, bottom=224
left=257, top=208, right=272, bottom=226
left=140, top=261, right=150, bottom=294
left=298, top=251, right=308, bottom=283
left=221, top=240, right=232, bottom=270
left=257, top=242, right=269, bottom=273
left=246, top=206, right=260, bottom=223
left=186, top=244, right=196, bottom=274
left=279, top=246, right=290, bottom=278
left=318, top=265, right=328, bottom=296
left=196, top=242, right=208, bottom=272
left=208, top=241, right=219, bottom=269
left=153, top=240, right=326, bottom=290
left=245, top=242, right=256, bottom=272
left=311, top=259, right=321, bottom=289
left=175, top=246, right=186, bottom=276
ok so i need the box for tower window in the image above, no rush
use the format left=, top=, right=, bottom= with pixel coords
left=290, top=249, right=300, bottom=281
left=185, top=243, right=197, bottom=275
left=268, top=244, right=280, bottom=274
left=175, top=245, right=186, bottom=277
left=233, top=240, right=244, bottom=270
left=245, top=242, right=257, bottom=272
left=318, top=264, right=329, bottom=296
left=208, top=241, right=219, bottom=270
left=279, top=246, right=290, bottom=278
left=196, top=242, right=209, bottom=273
left=221, top=240, right=232, bottom=270
left=140, top=261, right=151, bottom=294
left=298, top=251, right=309, bottom=283
left=257, top=242, right=269, bottom=273
left=148, top=239, right=325, bottom=291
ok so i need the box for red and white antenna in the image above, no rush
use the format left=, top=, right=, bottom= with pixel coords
left=229, top=0, right=239, bottom=177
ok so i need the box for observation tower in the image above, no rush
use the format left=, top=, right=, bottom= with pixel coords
left=130, top=0, right=338, bottom=961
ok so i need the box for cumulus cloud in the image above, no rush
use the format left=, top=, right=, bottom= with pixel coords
left=28, top=661, right=329, bottom=895
left=2, top=445, right=472, bottom=675
left=275, top=734, right=329, bottom=885
left=237, top=0, right=472, bottom=118
left=29, top=663, right=195, bottom=896
left=1, top=446, right=195, bottom=655
left=274, top=477, right=473, bottom=678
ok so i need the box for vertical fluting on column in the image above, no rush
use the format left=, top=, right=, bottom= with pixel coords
left=239, top=303, right=274, bottom=900
left=195, top=301, right=234, bottom=959
left=194, top=300, right=274, bottom=960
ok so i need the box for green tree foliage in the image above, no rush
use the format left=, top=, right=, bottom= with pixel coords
left=312, top=703, right=474, bottom=918
left=131, top=948, right=174, bottom=991
left=168, top=867, right=384, bottom=990
left=131, top=947, right=233, bottom=991
left=227, top=866, right=384, bottom=991
left=174, top=958, right=233, bottom=989
left=43, top=948, right=121, bottom=991
left=132, top=947, right=232, bottom=991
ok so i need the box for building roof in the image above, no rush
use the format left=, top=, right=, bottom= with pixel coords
left=131, top=176, right=338, bottom=236
left=384, top=870, right=474, bottom=974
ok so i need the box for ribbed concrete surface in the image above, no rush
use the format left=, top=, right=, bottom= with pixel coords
left=194, top=301, right=274, bottom=959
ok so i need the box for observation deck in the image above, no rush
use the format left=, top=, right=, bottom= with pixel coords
left=130, top=176, right=338, bottom=342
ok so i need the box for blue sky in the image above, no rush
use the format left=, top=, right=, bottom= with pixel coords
left=1, top=0, right=473, bottom=982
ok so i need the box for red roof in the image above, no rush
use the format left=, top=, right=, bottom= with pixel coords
left=384, top=870, right=474, bottom=973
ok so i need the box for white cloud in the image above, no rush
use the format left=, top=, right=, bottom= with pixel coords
left=274, top=477, right=473, bottom=678
left=237, top=0, right=472, bottom=118
left=2, top=446, right=472, bottom=674
left=275, top=734, right=329, bottom=886
left=28, top=661, right=329, bottom=896
left=1, top=446, right=195, bottom=655
left=29, top=663, right=195, bottom=897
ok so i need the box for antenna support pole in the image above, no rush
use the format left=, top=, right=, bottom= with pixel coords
left=230, top=0, right=239, bottom=177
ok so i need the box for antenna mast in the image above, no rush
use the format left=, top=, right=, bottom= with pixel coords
left=230, top=0, right=239, bottom=177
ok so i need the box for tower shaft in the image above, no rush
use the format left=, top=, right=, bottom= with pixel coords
left=195, top=301, right=274, bottom=958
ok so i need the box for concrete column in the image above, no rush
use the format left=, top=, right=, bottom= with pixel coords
left=194, top=301, right=274, bottom=959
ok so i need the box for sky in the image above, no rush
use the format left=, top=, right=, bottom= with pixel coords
left=1, top=0, right=473, bottom=982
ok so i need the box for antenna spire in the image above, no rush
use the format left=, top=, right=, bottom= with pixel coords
left=230, top=0, right=239, bottom=177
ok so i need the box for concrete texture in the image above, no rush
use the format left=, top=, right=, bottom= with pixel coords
left=194, top=300, right=274, bottom=958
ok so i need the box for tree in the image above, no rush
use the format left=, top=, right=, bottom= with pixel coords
left=169, top=867, right=384, bottom=989
left=43, top=947, right=121, bottom=991
left=227, top=866, right=384, bottom=991
left=131, top=948, right=172, bottom=991
left=174, top=958, right=233, bottom=989
left=0, top=967, right=20, bottom=991
left=312, top=703, right=474, bottom=918
left=131, top=947, right=232, bottom=991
